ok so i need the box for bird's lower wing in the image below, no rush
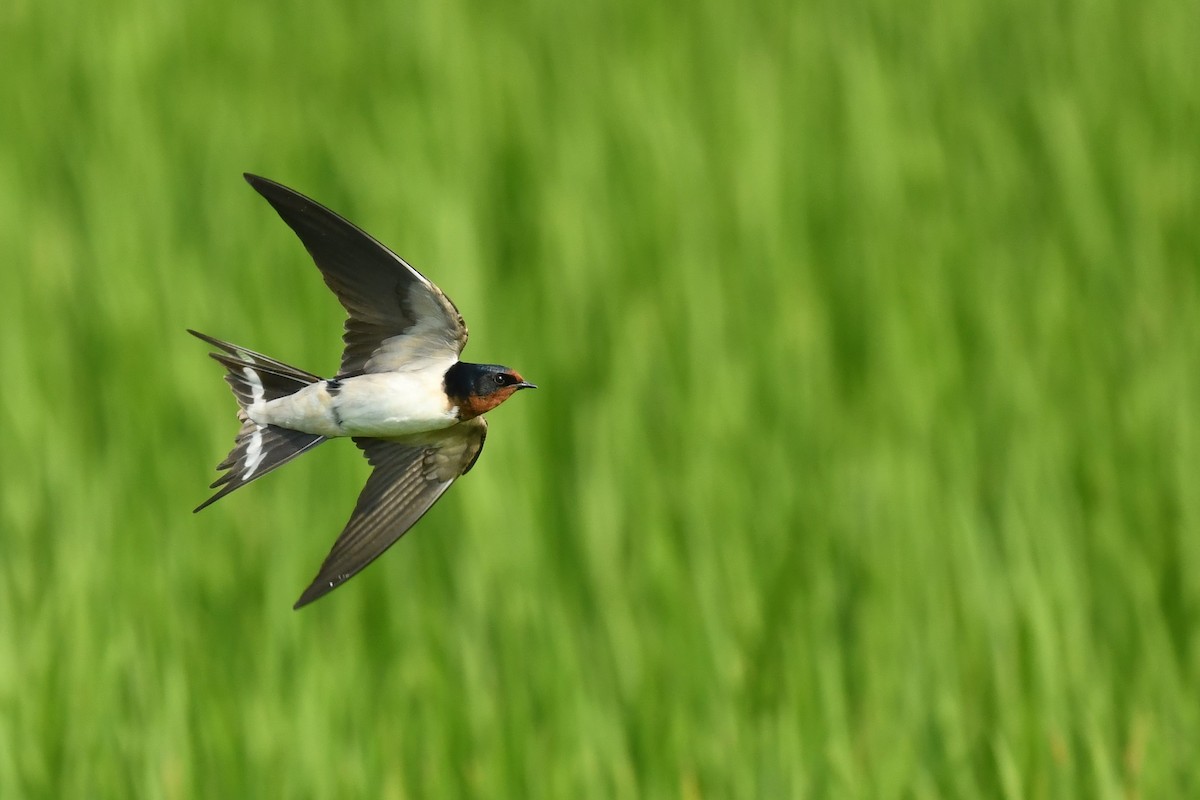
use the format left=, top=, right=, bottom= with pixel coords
left=293, top=419, right=488, bottom=608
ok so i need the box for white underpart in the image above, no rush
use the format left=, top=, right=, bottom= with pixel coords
left=242, top=366, right=267, bottom=479
left=248, top=359, right=459, bottom=439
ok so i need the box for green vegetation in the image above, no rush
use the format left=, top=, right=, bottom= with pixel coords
left=2, top=0, right=1197, bottom=795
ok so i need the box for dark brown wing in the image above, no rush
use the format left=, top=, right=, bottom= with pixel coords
left=244, top=174, right=468, bottom=377
left=293, top=419, right=488, bottom=608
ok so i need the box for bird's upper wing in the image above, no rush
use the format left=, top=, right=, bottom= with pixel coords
left=293, top=418, right=488, bottom=608
left=245, top=174, right=468, bottom=377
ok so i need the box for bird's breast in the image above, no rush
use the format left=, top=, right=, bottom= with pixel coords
left=251, top=371, right=458, bottom=438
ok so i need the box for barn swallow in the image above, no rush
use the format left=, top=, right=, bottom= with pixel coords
left=191, top=174, right=535, bottom=609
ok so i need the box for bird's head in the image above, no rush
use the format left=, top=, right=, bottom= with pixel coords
left=444, top=362, right=536, bottom=420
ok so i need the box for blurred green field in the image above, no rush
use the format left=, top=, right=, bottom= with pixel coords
left=2, top=0, right=1198, bottom=796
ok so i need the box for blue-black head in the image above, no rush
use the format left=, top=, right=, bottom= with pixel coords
left=444, top=362, right=536, bottom=419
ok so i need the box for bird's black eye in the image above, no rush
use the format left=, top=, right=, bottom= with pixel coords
left=494, top=373, right=507, bottom=385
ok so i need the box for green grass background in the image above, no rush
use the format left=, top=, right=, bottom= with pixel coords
left=2, top=0, right=1198, bottom=796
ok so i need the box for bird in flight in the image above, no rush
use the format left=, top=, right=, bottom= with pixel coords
left=191, top=174, right=535, bottom=609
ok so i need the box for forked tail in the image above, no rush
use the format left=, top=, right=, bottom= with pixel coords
left=189, top=330, right=328, bottom=512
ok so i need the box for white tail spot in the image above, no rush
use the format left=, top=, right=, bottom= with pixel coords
left=243, top=366, right=265, bottom=404
left=243, top=425, right=266, bottom=479
left=240, top=366, right=267, bottom=480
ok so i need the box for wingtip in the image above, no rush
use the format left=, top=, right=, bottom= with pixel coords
left=244, top=173, right=281, bottom=197
left=243, top=173, right=313, bottom=211
left=292, top=582, right=328, bottom=610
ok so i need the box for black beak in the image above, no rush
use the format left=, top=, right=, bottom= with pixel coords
left=515, top=381, right=537, bottom=390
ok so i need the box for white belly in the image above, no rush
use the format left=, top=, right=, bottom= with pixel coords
left=248, top=371, right=458, bottom=438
